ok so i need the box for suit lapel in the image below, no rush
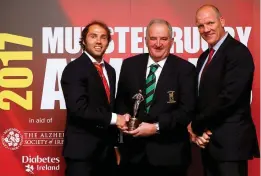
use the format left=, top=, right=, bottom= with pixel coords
left=104, top=62, right=115, bottom=104
left=202, top=34, right=232, bottom=72
left=136, top=54, right=149, bottom=114
left=136, top=54, right=150, bottom=94
left=82, top=53, right=101, bottom=80
left=197, top=50, right=209, bottom=74
left=152, top=56, right=175, bottom=106
left=197, top=50, right=209, bottom=90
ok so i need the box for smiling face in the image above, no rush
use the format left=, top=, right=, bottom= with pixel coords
left=146, top=23, right=173, bottom=62
left=83, top=24, right=109, bottom=62
left=196, top=6, right=226, bottom=47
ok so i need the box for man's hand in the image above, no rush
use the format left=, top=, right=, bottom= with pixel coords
left=116, top=114, right=130, bottom=131
left=187, top=122, right=197, bottom=143
left=195, top=130, right=212, bottom=149
left=124, top=122, right=157, bottom=137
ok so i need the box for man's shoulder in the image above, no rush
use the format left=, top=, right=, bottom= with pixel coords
left=123, top=53, right=148, bottom=64
left=69, top=53, right=88, bottom=64
left=63, top=53, right=89, bottom=73
left=104, top=61, right=116, bottom=72
left=168, top=54, right=195, bottom=69
left=222, top=35, right=250, bottom=54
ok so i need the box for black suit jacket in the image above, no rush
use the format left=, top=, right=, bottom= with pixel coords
left=61, top=53, right=117, bottom=162
left=192, top=34, right=260, bottom=161
left=115, top=53, right=196, bottom=166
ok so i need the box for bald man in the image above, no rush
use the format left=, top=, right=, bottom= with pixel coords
left=188, top=5, right=260, bottom=176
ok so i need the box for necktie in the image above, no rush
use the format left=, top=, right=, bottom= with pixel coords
left=145, top=64, right=159, bottom=113
left=201, top=48, right=215, bottom=79
left=94, top=63, right=110, bottom=103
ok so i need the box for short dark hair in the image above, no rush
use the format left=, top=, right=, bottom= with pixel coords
left=79, top=21, right=111, bottom=50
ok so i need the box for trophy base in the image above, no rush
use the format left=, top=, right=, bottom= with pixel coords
left=127, top=118, right=140, bottom=131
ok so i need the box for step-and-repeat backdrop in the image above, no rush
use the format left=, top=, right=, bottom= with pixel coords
left=0, top=0, right=259, bottom=176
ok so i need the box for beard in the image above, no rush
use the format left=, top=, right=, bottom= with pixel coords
left=85, top=46, right=106, bottom=62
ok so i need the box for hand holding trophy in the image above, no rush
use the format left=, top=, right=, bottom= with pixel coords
left=127, top=90, right=144, bottom=131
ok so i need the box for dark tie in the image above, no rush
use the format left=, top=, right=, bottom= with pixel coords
left=94, top=63, right=110, bottom=103
left=145, top=64, right=159, bottom=113
left=201, top=48, right=215, bottom=78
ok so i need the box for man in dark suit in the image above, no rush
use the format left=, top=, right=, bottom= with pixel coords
left=61, top=21, right=129, bottom=176
left=115, top=19, right=196, bottom=176
left=188, top=5, right=260, bottom=176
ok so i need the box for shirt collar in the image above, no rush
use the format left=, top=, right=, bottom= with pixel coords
left=84, top=51, right=105, bottom=65
left=147, top=55, right=167, bottom=69
left=212, top=32, right=228, bottom=51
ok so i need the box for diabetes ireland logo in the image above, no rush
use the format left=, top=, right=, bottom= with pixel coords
left=25, top=164, right=34, bottom=174
left=22, top=155, right=60, bottom=174
left=1, top=128, right=23, bottom=150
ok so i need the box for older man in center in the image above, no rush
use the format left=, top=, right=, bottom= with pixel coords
left=115, top=19, right=197, bottom=176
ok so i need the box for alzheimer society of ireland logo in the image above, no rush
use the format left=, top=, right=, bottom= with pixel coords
left=1, top=128, right=23, bottom=150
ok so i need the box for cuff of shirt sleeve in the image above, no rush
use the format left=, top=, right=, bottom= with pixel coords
left=110, top=113, right=117, bottom=125
left=155, top=123, right=160, bottom=133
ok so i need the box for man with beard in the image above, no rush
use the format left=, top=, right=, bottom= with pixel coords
left=61, top=21, right=129, bottom=176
